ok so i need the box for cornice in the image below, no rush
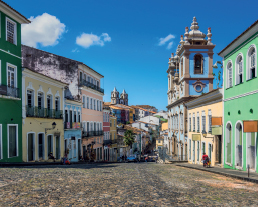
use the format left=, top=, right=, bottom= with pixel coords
left=224, top=89, right=258, bottom=102
left=81, top=87, right=104, bottom=97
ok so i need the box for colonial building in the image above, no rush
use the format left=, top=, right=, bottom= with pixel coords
left=185, top=89, right=223, bottom=167
left=22, top=68, right=67, bottom=162
left=64, top=96, right=82, bottom=162
left=0, top=2, right=30, bottom=162
left=111, top=87, right=128, bottom=105
left=103, top=104, right=110, bottom=161
left=167, top=17, right=214, bottom=160
left=218, top=20, right=258, bottom=173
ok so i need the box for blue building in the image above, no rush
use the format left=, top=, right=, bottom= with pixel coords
left=64, top=97, right=82, bottom=162
left=110, top=107, right=122, bottom=124
left=167, top=17, right=214, bottom=160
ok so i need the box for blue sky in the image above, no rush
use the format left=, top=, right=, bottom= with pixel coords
left=6, top=0, right=258, bottom=111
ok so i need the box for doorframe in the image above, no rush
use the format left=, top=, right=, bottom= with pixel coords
left=47, top=134, right=53, bottom=157
left=37, top=132, right=45, bottom=161
left=55, top=135, right=61, bottom=159
left=235, top=120, right=243, bottom=169
left=245, top=132, right=257, bottom=172
left=27, top=132, right=35, bottom=162
left=208, top=142, right=212, bottom=164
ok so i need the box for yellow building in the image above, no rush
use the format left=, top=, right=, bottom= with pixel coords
left=185, top=89, right=223, bottom=167
left=110, top=115, right=117, bottom=161
left=156, top=137, right=164, bottom=150
left=161, top=122, right=168, bottom=131
left=22, top=68, right=67, bottom=162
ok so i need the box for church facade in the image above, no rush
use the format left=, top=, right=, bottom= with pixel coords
left=111, top=87, right=128, bottom=106
left=167, top=17, right=214, bottom=160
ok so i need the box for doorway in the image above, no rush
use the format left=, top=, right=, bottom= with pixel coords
left=215, top=135, right=222, bottom=164
left=193, top=141, right=195, bottom=163
left=38, top=133, right=44, bottom=160
left=47, top=135, right=53, bottom=157
left=246, top=132, right=256, bottom=170
left=28, top=133, right=34, bottom=161
left=56, top=136, right=60, bottom=159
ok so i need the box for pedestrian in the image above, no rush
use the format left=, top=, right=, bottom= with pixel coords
left=201, top=152, right=208, bottom=167
left=145, top=156, right=148, bottom=162
left=155, top=154, right=158, bottom=163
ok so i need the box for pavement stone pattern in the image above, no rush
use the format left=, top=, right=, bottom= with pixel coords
left=0, top=163, right=258, bottom=206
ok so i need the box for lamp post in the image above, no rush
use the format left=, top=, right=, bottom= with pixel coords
left=45, top=122, right=57, bottom=134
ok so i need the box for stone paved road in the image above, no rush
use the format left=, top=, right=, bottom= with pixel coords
left=0, top=163, right=258, bottom=206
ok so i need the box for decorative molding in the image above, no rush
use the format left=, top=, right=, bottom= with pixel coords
left=224, top=89, right=258, bottom=102
left=192, top=79, right=206, bottom=92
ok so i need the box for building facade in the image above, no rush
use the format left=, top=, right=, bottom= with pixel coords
left=0, top=2, right=30, bottom=162
left=167, top=17, right=214, bottom=160
left=186, top=89, right=223, bottom=167
left=64, top=99, right=82, bottom=162
left=103, top=106, right=110, bottom=161
left=22, top=68, right=67, bottom=162
left=219, top=20, right=258, bottom=173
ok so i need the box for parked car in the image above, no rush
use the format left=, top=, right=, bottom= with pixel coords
left=126, top=155, right=138, bottom=162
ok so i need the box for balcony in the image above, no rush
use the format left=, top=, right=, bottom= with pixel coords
left=26, top=106, right=63, bottom=119
left=0, top=84, right=19, bottom=98
left=79, top=80, right=104, bottom=94
left=82, top=130, right=104, bottom=138
left=64, top=122, right=81, bottom=129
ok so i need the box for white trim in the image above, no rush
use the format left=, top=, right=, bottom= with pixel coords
left=6, top=62, right=17, bottom=88
left=235, top=121, right=243, bottom=169
left=226, top=60, right=233, bottom=89
left=235, top=53, right=244, bottom=85
left=37, top=132, right=45, bottom=160
left=246, top=44, right=257, bottom=81
left=6, top=17, right=17, bottom=45
left=0, top=124, right=2, bottom=160
left=245, top=132, right=257, bottom=172
left=0, top=48, right=21, bottom=59
left=224, top=89, right=258, bottom=102
left=225, top=121, right=233, bottom=166
left=27, top=132, right=35, bottom=162
left=7, top=124, right=18, bottom=158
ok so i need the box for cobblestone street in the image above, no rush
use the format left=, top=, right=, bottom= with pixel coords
left=1, top=163, right=258, bottom=206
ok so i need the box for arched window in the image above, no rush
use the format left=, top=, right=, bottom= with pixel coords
left=236, top=55, right=243, bottom=85
left=194, top=54, right=203, bottom=74
left=235, top=122, right=243, bottom=168
left=247, top=47, right=256, bottom=80
left=226, top=123, right=232, bottom=164
left=227, top=62, right=232, bottom=88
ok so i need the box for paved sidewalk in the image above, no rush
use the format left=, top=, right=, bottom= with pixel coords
left=176, top=163, right=258, bottom=184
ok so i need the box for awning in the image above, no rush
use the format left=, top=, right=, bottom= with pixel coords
left=243, top=120, right=258, bottom=132
left=212, top=117, right=222, bottom=126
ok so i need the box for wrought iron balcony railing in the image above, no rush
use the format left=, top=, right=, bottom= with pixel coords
left=0, top=84, right=19, bottom=98
left=26, top=106, right=63, bottom=119
left=82, top=130, right=104, bottom=138
left=79, top=80, right=104, bottom=94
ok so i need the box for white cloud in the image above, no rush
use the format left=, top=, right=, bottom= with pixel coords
left=76, top=33, right=111, bottom=48
left=167, top=42, right=173, bottom=49
left=21, top=13, right=66, bottom=48
left=72, top=48, right=79, bottom=53
left=158, top=34, right=175, bottom=49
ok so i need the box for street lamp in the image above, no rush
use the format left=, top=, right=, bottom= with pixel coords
left=45, top=122, right=57, bottom=134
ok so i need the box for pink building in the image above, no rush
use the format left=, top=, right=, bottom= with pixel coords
left=103, top=106, right=110, bottom=161
left=79, top=64, right=104, bottom=161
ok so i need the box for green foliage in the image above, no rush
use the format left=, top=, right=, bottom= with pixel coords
left=126, top=121, right=130, bottom=125
left=123, top=130, right=135, bottom=147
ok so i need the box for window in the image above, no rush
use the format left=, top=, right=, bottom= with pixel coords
left=97, top=81, right=99, bottom=87
left=110, top=119, right=112, bottom=127
left=47, top=95, right=52, bottom=110
left=88, top=76, right=90, bottom=82
left=100, top=123, right=102, bottom=131
left=100, top=101, right=102, bottom=111
left=236, top=55, right=243, bottom=84
left=38, top=92, right=44, bottom=108
left=79, top=72, right=83, bottom=82
left=87, top=97, right=89, bottom=109
left=227, top=62, right=232, bottom=88
left=7, top=65, right=16, bottom=88
left=202, top=112, right=206, bottom=132
left=197, top=114, right=200, bottom=132
left=189, top=140, right=191, bottom=160
left=248, top=47, right=256, bottom=79
left=74, top=111, right=77, bottom=122
left=94, top=100, right=96, bottom=110
left=103, top=113, right=105, bottom=122
left=202, top=142, right=206, bottom=154
left=189, top=115, right=191, bottom=131
left=97, top=100, right=99, bottom=111
left=55, top=97, right=59, bottom=111
left=90, top=98, right=92, bottom=109
left=194, top=54, right=203, bottom=74
left=8, top=125, right=18, bottom=157
left=27, top=90, right=34, bottom=107
left=226, top=123, right=232, bottom=164
left=180, top=113, right=183, bottom=130
left=84, top=74, right=86, bottom=81
left=83, top=96, right=86, bottom=108
left=208, top=110, right=212, bottom=132
left=6, top=18, right=16, bottom=44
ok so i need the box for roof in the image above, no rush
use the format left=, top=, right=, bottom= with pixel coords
left=123, top=125, right=147, bottom=135
left=149, top=111, right=157, bottom=114
left=109, top=105, right=124, bottom=110
left=0, top=1, right=30, bottom=24
left=138, top=121, right=159, bottom=126
left=218, top=19, right=258, bottom=56
left=136, top=105, right=155, bottom=109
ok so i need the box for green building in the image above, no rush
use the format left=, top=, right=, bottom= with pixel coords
left=219, top=20, right=258, bottom=173
left=0, top=1, right=30, bottom=162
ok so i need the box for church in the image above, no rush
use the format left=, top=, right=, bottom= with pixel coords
left=111, top=87, right=128, bottom=105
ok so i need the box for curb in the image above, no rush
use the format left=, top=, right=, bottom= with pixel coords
left=176, top=164, right=258, bottom=184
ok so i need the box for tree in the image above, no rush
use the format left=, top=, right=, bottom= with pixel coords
left=123, top=130, right=135, bottom=147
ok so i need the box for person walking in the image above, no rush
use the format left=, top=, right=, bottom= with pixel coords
left=201, top=152, right=208, bottom=167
